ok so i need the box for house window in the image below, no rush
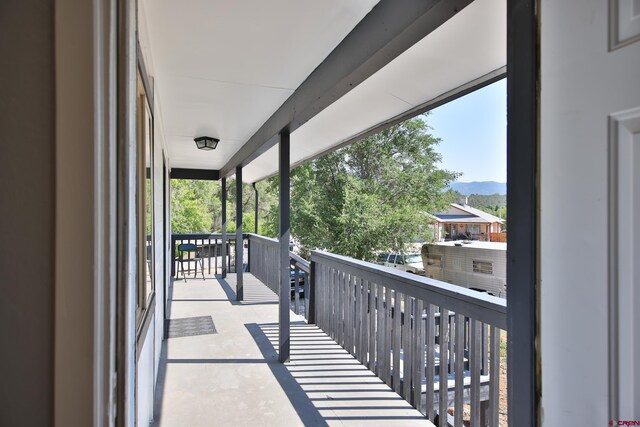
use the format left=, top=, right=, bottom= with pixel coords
left=137, top=71, right=154, bottom=324
left=473, top=260, right=493, bottom=275
left=427, top=254, right=442, bottom=267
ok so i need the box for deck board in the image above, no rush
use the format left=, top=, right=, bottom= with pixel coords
left=153, top=273, right=434, bottom=427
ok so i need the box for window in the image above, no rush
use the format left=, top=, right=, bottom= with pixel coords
left=427, top=254, right=442, bottom=267
left=473, top=260, right=493, bottom=275
left=387, top=254, right=397, bottom=263
left=137, top=71, right=154, bottom=324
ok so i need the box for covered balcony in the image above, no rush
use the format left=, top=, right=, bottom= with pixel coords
left=118, top=0, right=522, bottom=425
left=153, top=234, right=506, bottom=426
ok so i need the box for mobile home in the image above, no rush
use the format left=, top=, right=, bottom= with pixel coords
left=422, top=241, right=507, bottom=297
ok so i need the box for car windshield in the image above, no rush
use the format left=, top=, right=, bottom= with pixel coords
left=405, top=254, right=421, bottom=264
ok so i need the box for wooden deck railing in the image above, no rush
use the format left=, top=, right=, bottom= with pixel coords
left=245, top=234, right=506, bottom=426
left=171, top=233, right=244, bottom=277
left=312, top=250, right=506, bottom=427
left=247, top=234, right=308, bottom=315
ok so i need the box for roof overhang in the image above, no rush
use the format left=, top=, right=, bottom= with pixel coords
left=140, top=0, right=506, bottom=182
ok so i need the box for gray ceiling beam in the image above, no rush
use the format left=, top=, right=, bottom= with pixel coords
left=256, top=66, right=506, bottom=183
left=220, top=0, right=474, bottom=178
left=170, top=168, right=220, bottom=181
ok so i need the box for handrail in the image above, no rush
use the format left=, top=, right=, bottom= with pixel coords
left=171, top=233, right=247, bottom=277
left=311, top=250, right=506, bottom=330
left=246, top=234, right=310, bottom=318
left=245, top=233, right=311, bottom=273
left=311, top=248, right=506, bottom=424
left=289, top=252, right=310, bottom=274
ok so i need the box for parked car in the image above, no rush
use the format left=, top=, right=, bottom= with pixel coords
left=290, top=266, right=305, bottom=295
left=375, top=252, right=389, bottom=265
left=383, top=253, right=425, bottom=275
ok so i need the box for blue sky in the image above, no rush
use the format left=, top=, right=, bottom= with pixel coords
left=425, top=79, right=506, bottom=183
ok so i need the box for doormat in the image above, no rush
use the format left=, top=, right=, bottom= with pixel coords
left=164, top=316, right=217, bottom=339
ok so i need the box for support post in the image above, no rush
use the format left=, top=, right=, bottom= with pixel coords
left=221, top=178, right=227, bottom=278
left=253, top=182, right=259, bottom=234
left=235, top=166, right=244, bottom=300
left=279, top=130, right=291, bottom=363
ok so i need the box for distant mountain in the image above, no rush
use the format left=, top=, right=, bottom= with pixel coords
left=449, top=181, right=506, bottom=196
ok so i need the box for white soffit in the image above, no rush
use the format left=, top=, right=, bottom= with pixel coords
left=243, top=0, right=506, bottom=183
left=143, top=0, right=380, bottom=170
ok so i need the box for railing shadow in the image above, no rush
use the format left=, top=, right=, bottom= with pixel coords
left=216, top=275, right=280, bottom=306
left=247, top=322, right=430, bottom=425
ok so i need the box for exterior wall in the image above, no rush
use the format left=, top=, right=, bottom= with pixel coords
left=137, top=3, right=170, bottom=422
left=0, top=1, right=56, bottom=424
left=540, top=0, right=640, bottom=423
left=137, top=320, right=156, bottom=426
left=422, top=243, right=506, bottom=297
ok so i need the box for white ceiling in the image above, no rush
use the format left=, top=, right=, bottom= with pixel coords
left=141, top=0, right=506, bottom=182
left=141, top=0, right=380, bottom=170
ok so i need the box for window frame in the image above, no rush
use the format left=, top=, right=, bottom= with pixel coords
left=472, top=259, right=493, bottom=275
left=135, top=62, right=155, bottom=332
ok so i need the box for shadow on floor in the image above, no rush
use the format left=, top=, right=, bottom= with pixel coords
left=247, top=322, right=430, bottom=425
left=217, top=276, right=281, bottom=306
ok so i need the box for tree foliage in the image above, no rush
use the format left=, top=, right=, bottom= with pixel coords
left=265, top=116, right=459, bottom=260
left=170, top=178, right=277, bottom=235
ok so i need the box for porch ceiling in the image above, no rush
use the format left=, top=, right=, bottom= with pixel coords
left=141, top=0, right=505, bottom=182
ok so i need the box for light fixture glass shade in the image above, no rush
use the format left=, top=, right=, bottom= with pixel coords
left=194, top=136, right=219, bottom=150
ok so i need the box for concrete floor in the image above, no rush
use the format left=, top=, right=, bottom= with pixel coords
left=152, top=273, right=434, bottom=427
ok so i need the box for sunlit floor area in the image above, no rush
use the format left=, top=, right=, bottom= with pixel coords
left=152, top=273, right=434, bottom=426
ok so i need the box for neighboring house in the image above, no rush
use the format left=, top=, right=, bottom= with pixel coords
left=428, top=203, right=504, bottom=242
left=422, top=241, right=507, bottom=298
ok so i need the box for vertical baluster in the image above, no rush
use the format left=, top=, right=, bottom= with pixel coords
left=208, top=237, right=212, bottom=275
left=343, top=273, right=350, bottom=352
left=344, top=272, right=349, bottom=349
left=347, top=274, right=354, bottom=354
left=402, top=294, right=412, bottom=400
left=368, top=281, right=376, bottom=370
left=336, top=271, right=342, bottom=346
left=449, top=313, right=455, bottom=374
left=482, top=324, right=489, bottom=375
left=294, top=266, right=300, bottom=315
left=339, top=271, right=345, bottom=347
left=359, top=278, right=367, bottom=364
left=329, top=268, right=335, bottom=339
left=454, top=314, right=464, bottom=427
left=334, top=268, right=339, bottom=341
left=374, top=284, right=384, bottom=378
left=489, top=326, right=500, bottom=427
left=213, top=239, right=218, bottom=274
left=383, top=287, right=392, bottom=387
left=470, top=320, right=482, bottom=427
left=412, top=299, right=425, bottom=413
left=304, top=271, right=310, bottom=321
left=393, top=290, right=402, bottom=394
left=354, top=276, right=362, bottom=361
left=439, top=308, right=449, bottom=427
left=425, top=304, right=436, bottom=421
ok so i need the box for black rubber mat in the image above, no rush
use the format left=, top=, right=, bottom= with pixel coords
left=164, top=316, right=217, bottom=339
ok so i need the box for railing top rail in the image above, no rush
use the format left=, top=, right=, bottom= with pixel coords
left=289, top=252, right=310, bottom=273
left=246, top=233, right=278, bottom=245
left=172, top=233, right=248, bottom=240
left=311, top=249, right=507, bottom=329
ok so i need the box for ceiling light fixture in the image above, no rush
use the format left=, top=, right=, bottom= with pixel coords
left=194, top=136, right=219, bottom=150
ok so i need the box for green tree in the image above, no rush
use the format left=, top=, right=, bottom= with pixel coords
left=265, top=116, right=459, bottom=260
